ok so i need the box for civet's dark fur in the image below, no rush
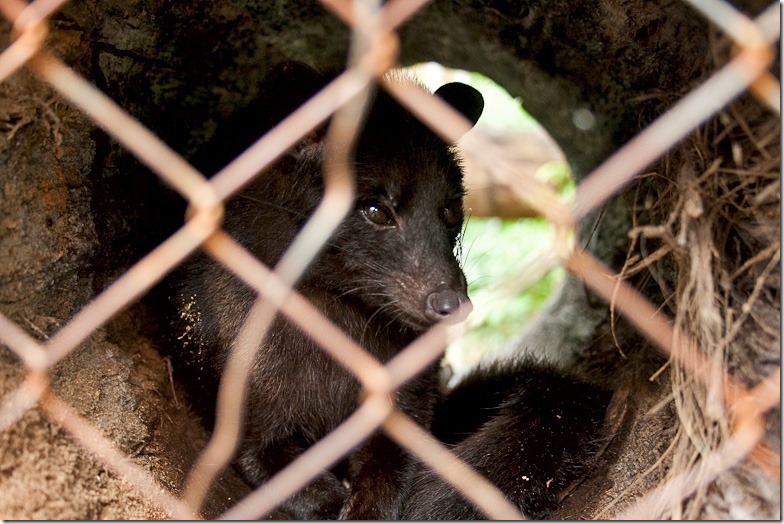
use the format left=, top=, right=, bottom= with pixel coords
left=166, top=62, right=483, bottom=519
left=164, top=61, right=612, bottom=520
left=402, top=359, right=612, bottom=519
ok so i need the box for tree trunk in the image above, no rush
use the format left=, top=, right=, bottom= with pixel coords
left=0, top=0, right=777, bottom=518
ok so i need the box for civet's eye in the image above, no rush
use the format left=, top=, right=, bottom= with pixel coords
left=444, top=200, right=463, bottom=227
left=363, top=202, right=395, bottom=227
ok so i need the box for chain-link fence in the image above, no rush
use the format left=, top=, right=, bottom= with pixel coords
left=0, top=0, right=779, bottom=519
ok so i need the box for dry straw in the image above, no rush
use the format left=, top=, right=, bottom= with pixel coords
left=0, top=0, right=779, bottom=519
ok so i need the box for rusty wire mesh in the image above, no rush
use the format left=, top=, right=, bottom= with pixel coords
left=0, top=0, right=779, bottom=519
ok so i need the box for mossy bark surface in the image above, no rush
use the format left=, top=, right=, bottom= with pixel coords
left=0, top=0, right=776, bottom=518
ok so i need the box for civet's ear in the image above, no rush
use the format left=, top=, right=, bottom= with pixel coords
left=257, top=61, right=335, bottom=160
left=261, top=61, right=330, bottom=128
left=433, top=82, right=484, bottom=132
left=190, top=61, right=330, bottom=175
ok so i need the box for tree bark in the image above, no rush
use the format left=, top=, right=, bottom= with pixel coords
left=0, top=0, right=776, bottom=518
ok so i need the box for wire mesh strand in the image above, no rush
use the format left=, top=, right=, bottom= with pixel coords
left=0, top=0, right=779, bottom=519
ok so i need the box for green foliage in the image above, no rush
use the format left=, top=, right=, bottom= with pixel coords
left=453, top=217, right=566, bottom=365
left=538, top=160, right=576, bottom=196
left=464, top=71, right=539, bottom=132
left=407, top=62, right=573, bottom=368
left=410, top=62, right=540, bottom=131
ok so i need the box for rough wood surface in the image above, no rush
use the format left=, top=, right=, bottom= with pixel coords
left=0, top=0, right=777, bottom=519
